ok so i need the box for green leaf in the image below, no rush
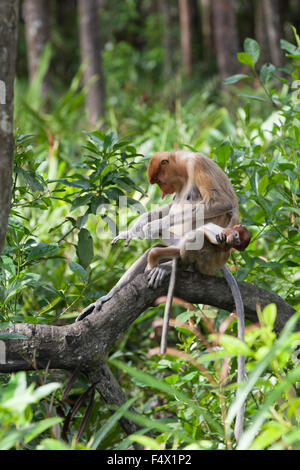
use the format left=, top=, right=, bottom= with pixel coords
left=71, top=194, right=93, bottom=211
left=239, top=366, right=300, bottom=450
left=0, top=429, right=31, bottom=450
left=104, top=187, right=125, bottom=201
left=69, top=261, right=87, bottom=283
left=292, top=25, right=300, bottom=47
left=25, top=243, right=58, bottom=262
left=262, top=303, right=277, bottom=329
left=0, top=256, right=16, bottom=276
left=76, top=228, right=94, bottom=269
left=251, top=425, right=284, bottom=450
left=165, top=374, right=179, bottom=384
left=237, top=52, right=255, bottom=68
left=227, top=311, right=300, bottom=448
left=24, top=418, right=62, bottom=444
left=91, top=397, right=138, bottom=449
left=51, top=178, right=90, bottom=190
left=244, top=38, right=260, bottom=63
left=130, top=435, right=162, bottom=450
left=223, top=74, right=251, bottom=85
left=280, top=39, right=297, bottom=54
left=218, top=335, right=252, bottom=356
left=32, top=383, right=61, bottom=401
left=21, top=170, right=45, bottom=192
left=215, top=142, right=230, bottom=169
left=37, top=297, right=62, bottom=316
left=260, top=63, right=275, bottom=83
left=110, top=359, right=224, bottom=436
left=238, top=94, right=266, bottom=102
left=37, top=439, right=71, bottom=450
left=258, top=174, right=269, bottom=195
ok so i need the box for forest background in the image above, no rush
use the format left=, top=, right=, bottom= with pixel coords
left=0, top=0, right=300, bottom=451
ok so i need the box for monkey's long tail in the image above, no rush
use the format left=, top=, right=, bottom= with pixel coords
left=160, top=258, right=177, bottom=354
left=221, top=265, right=245, bottom=443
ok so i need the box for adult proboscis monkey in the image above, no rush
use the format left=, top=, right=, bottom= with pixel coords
left=76, top=151, right=252, bottom=441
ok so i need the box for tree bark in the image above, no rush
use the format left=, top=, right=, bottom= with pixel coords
left=201, top=0, right=213, bottom=60
left=178, top=0, right=193, bottom=76
left=212, top=0, right=240, bottom=81
left=159, top=0, right=174, bottom=79
left=78, top=0, right=105, bottom=125
left=0, top=269, right=296, bottom=436
left=23, top=0, right=51, bottom=97
left=255, top=0, right=270, bottom=65
left=0, top=0, right=19, bottom=256
left=0, top=270, right=296, bottom=373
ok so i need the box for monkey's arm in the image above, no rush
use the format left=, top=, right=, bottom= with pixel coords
left=142, top=200, right=238, bottom=242
left=197, top=223, right=226, bottom=245
left=111, top=203, right=172, bottom=246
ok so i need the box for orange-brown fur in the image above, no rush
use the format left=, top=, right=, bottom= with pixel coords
left=215, top=224, right=252, bottom=252
left=147, top=151, right=240, bottom=275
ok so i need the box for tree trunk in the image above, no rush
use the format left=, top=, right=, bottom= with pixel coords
left=0, top=270, right=296, bottom=373
left=255, top=0, right=270, bottom=65
left=262, top=0, right=283, bottom=67
left=0, top=269, right=296, bottom=438
left=0, top=0, right=19, bottom=256
left=78, top=0, right=105, bottom=125
left=190, top=0, right=202, bottom=62
left=200, top=0, right=213, bottom=59
left=23, top=0, right=51, bottom=98
left=159, top=0, right=174, bottom=79
left=178, top=0, right=193, bottom=76
left=212, top=0, right=240, bottom=81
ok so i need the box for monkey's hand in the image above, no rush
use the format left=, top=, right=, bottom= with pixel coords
left=216, top=231, right=227, bottom=245
left=147, top=266, right=169, bottom=289
left=111, top=228, right=145, bottom=247
left=75, top=294, right=112, bottom=322
left=111, top=231, right=133, bottom=247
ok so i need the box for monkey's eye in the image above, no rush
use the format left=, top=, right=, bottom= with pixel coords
left=160, top=160, right=169, bottom=166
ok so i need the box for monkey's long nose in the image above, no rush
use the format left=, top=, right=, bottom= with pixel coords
left=148, top=176, right=157, bottom=184
left=147, top=157, right=158, bottom=184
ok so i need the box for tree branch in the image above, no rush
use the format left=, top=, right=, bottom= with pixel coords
left=0, top=269, right=296, bottom=373
left=0, top=270, right=296, bottom=439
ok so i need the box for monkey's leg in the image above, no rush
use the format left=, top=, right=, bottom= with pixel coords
left=76, top=245, right=165, bottom=322
left=221, top=265, right=245, bottom=442
left=146, top=246, right=180, bottom=289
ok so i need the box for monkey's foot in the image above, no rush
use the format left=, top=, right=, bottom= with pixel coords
left=76, top=294, right=111, bottom=322
left=147, top=266, right=169, bottom=289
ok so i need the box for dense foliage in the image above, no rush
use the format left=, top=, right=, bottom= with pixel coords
left=1, top=32, right=300, bottom=450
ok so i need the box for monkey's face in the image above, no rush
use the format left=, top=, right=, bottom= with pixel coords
left=227, top=225, right=252, bottom=251
left=147, top=152, right=187, bottom=198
